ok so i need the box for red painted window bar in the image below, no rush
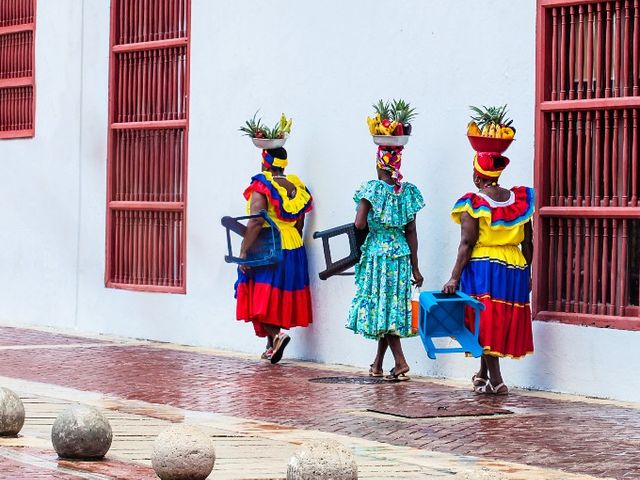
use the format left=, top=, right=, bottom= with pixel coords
left=535, top=0, right=640, bottom=330
left=0, top=0, right=35, bottom=139
left=105, top=0, right=191, bottom=293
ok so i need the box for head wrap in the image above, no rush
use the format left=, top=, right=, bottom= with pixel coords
left=473, top=152, right=510, bottom=179
left=262, top=148, right=288, bottom=169
left=376, top=146, right=404, bottom=192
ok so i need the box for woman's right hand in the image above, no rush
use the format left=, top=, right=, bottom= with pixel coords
left=238, top=251, right=250, bottom=274
left=442, top=278, right=458, bottom=294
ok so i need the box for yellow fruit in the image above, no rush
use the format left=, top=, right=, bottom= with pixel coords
left=481, top=124, right=491, bottom=137
left=502, top=126, right=515, bottom=139
left=467, top=121, right=481, bottom=137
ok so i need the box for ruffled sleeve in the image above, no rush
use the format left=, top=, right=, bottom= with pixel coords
left=243, top=172, right=313, bottom=221
left=354, top=180, right=425, bottom=227
left=451, top=186, right=534, bottom=229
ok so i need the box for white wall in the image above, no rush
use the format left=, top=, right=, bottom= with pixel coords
left=2, top=0, right=640, bottom=403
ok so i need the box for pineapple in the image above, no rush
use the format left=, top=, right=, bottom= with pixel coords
left=239, top=111, right=286, bottom=139
left=391, top=99, right=418, bottom=135
left=372, top=100, right=392, bottom=121
left=469, top=104, right=514, bottom=138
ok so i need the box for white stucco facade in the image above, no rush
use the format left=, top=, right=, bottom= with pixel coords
left=1, top=0, right=639, bottom=402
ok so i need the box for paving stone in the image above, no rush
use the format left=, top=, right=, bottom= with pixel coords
left=0, top=326, right=637, bottom=479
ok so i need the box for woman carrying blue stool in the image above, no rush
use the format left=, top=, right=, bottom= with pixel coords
left=235, top=147, right=313, bottom=364
left=443, top=152, right=534, bottom=395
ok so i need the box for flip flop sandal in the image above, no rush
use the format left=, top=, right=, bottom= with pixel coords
left=472, top=374, right=489, bottom=388
left=474, top=381, right=509, bottom=395
left=369, top=365, right=384, bottom=377
left=270, top=334, right=290, bottom=365
left=473, top=382, right=494, bottom=394
left=384, top=367, right=410, bottom=382
left=491, top=382, right=509, bottom=395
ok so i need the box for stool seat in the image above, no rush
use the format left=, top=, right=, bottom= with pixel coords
left=418, top=291, right=485, bottom=359
left=221, top=210, right=282, bottom=267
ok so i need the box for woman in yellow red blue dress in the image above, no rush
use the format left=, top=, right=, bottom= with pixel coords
left=443, top=152, right=534, bottom=395
left=235, top=147, right=313, bottom=364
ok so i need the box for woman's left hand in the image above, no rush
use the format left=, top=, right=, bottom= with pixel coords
left=442, top=278, right=458, bottom=294
left=412, top=268, right=424, bottom=288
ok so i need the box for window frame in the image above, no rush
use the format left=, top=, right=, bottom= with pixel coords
left=104, top=0, right=191, bottom=294
left=0, top=0, right=36, bottom=139
left=534, top=0, right=640, bottom=330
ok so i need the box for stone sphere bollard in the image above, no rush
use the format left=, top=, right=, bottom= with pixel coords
left=51, top=404, right=113, bottom=459
left=0, top=387, right=25, bottom=436
left=287, top=440, right=358, bottom=480
left=152, top=424, right=216, bottom=480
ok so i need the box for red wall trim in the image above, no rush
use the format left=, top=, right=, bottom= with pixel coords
left=539, top=207, right=640, bottom=217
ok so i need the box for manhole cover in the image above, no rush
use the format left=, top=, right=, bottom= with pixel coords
left=367, top=403, right=512, bottom=418
left=309, top=376, right=388, bottom=385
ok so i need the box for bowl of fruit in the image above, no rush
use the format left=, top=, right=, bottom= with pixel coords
left=467, top=104, right=515, bottom=154
left=367, top=99, right=417, bottom=146
left=240, top=111, right=293, bottom=149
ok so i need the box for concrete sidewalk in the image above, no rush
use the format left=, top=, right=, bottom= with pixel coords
left=0, top=325, right=638, bottom=479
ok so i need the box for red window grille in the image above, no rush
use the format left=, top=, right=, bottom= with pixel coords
left=535, top=0, right=640, bottom=330
left=0, top=0, right=35, bottom=139
left=105, top=0, right=191, bottom=293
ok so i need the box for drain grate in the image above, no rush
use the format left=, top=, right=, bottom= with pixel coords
left=309, top=376, right=388, bottom=385
left=367, top=403, right=512, bottom=419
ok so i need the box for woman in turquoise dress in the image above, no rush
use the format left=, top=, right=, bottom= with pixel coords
left=347, top=145, right=425, bottom=380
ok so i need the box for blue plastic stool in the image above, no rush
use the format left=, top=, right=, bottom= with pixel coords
left=221, top=210, right=282, bottom=267
left=418, top=291, right=485, bottom=359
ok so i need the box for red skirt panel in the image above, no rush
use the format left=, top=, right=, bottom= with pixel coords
left=465, top=297, right=534, bottom=358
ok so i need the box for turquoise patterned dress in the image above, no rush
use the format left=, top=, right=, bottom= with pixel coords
left=347, top=180, right=425, bottom=339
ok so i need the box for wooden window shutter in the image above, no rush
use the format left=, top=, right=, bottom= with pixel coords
left=535, top=0, right=640, bottom=329
left=0, top=0, right=35, bottom=139
left=105, top=0, right=191, bottom=293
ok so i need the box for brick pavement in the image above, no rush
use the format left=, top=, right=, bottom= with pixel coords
left=0, top=326, right=639, bottom=479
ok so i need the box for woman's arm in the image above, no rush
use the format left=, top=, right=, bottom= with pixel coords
left=521, top=221, right=534, bottom=291
left=295, top=215, right=305, bottom=236
left=442, top=212, right=479, bottom=294
left=521, top=221, right=533, bottom=266
left=239, top=192, right=268, bottom=269
left=354, top=199, right=371, bottom=230
left=405, top=219, right=423, bottom=287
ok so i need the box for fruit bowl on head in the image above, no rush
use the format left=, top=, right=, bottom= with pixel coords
left=372, top=135, right=410, bottom=147
left=251, top=137, right=288, bottom=149
left=467, top=135, right=513, bottom=154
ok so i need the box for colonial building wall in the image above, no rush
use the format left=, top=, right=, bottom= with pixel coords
left=2, top=0, right=639, bottom=402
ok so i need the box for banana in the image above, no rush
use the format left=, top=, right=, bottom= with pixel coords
left=488, top=123, right=496, bottom=138
left=279, top=113, right=287, bottom=131
left=467, top=121, right=481, bottom=137
left=284, top=118, right=293, bottom=134
left=481, top=124, right=490, bottom=137
left=367, top=116, right=375, bottom=134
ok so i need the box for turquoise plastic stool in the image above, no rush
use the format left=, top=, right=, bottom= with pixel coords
left=418, top=291, right=485, bottom=359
